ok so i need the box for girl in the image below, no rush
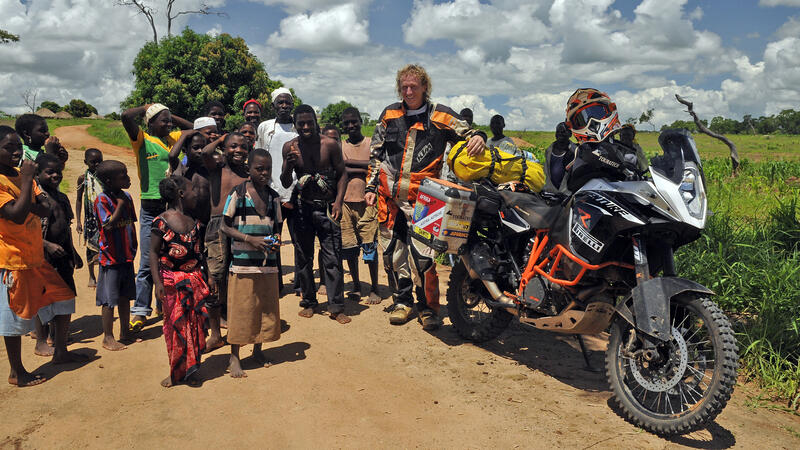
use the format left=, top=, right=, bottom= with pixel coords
left=150, top=175, right=209, bottom=387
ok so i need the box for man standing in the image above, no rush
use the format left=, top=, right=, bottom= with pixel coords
left=256, top=87, right=298, bottom=293
left=339, top=107, right=381, bottom=304
left=282, top=105, right=350, bottom=324
left=486, top=114, right=519, bottom=155
left=365, top=64, right=486, bottom=331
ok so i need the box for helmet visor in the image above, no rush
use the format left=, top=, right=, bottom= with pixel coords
left=572, top=103, right=611, bottom=129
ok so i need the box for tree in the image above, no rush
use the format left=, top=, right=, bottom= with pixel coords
left=39, top=101, right=61, bottom=113
left=122, top=28, right=294, bottom=131
left=117, top=0, right=226, bottom=43
left=776, top=109, right=800, bottom=135
left=106, top=111, right=122, bottom=120
left=638, top=108, right=655, bottom=131
left=319, top=101, right=356, bottom=131
left=65, top=99, right=98, bottom=118
left=21, top=88, right=38, bottom=113
left=1, top=29, right=19, bottom=44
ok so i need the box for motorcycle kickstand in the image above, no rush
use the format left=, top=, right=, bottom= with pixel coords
left=575, top=335, right=601, bottom=373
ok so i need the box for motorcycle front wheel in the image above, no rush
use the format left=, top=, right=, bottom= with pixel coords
left=605, top=294, right=739, bottom=436
left=446, top=261, right=512, bottom=342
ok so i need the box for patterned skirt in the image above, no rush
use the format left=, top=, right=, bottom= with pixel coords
left=161, top=269, right=210, bottom=383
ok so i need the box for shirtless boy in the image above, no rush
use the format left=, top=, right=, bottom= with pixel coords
left=281, top=105, right=350, bottom=324
left=169, top=130, right=211, bottom=228
left=202, top=132, right=249, bottom=348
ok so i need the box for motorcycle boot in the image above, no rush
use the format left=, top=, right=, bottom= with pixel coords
left=389, top=304, right=412, bottom=325
left=418, top=309, right=442, bottom=331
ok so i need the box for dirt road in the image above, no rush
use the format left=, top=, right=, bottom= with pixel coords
left=1, top=125, right=798, bottom=449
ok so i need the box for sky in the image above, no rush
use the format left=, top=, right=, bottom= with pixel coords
left=1, top=0, right=800, bottom=130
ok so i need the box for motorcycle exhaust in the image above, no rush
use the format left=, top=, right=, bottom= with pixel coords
left=460, top=255, right=518, bottom=312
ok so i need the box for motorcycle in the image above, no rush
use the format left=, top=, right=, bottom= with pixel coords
left=444, top=129, right=738, bottom=436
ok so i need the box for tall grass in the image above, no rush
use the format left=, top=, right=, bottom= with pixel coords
left=677, top=161, right=800, bottom=410
left=86, top=121, right=131, bottom=148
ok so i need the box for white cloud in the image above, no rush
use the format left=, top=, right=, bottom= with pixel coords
left=250, top=0, right=372, bottom=15
left=403, top=0, right=550, bottom=62
left=776, top=16, right=800, bottom=38
left=207, top=24, right=222, bottom=37
left=266, top=3, right=369, bottom=52
left=760, top=0, right=800, bottom=6
left=435, top=95, right=500, bottom=125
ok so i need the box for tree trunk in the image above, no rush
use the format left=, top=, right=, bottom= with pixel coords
left=675, top=94, right=739, bottom=175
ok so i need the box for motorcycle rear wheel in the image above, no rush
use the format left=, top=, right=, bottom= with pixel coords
left=446, top=261, right=513, bottom=342
left=605, top=294, right=738, bottom=436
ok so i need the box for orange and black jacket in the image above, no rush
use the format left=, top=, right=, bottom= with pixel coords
left=366, top=102, right=484, bottom=216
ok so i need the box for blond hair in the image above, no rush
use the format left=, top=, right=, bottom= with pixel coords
left=396, top=64, right=431, bottom=103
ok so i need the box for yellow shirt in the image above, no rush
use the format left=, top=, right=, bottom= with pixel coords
left=0, top=169, right=44, bottom=270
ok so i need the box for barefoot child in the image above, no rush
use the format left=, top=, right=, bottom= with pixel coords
left=33, top=154, right=84, bottom=361
left=220, top=149, right=282, bottom=377
left=0, top=126, right=75, bottom=386
left=93, top=160, right=137, bottom=351
left=202, top=132, right=249, bottom=350
left=76, top=148, right=103, bottom=288
left=150, top=176, right=209, bottom=387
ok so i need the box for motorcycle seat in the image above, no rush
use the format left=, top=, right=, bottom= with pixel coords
left=499, top=191, right=562, bottom=229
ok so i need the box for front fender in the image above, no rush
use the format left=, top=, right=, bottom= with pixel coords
left=615, top=277, right=714, bottom=341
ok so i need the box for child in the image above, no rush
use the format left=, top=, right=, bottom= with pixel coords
left=169, top=130, right=211, bottom=228
left=76, top=148, right=103, bottom=287
left=14, top=113, right=66, bottom=163
left=150, top=176, right=209, bottom=387
left=93, top=160, right=137, bottom=351
left=220, top=149, right=282, bottom=378
left=202, top=132, right=249, bottom=350
left=0, top=126, right=75, bottom=386
left=33, top=154, right=84, bottom=358
left=239, top=122, right=257, bottom=153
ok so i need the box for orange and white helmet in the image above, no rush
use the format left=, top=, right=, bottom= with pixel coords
left=565, top=88, right=621, bottom=143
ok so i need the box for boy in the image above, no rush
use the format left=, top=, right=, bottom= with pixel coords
left=220, top=148, right=282, bottom=377
left=76, top=148, right=103, bottom=287
left=339, top=107, right=381, bottom=304
left=0, top=126, right=75, bottom=386
left=94, top=160, right=137, bottom=351
left=239, top=123, right=257, bottom=153
left=14, top=113, right=67, bottom=163
left=486, top=114, right=519, bottom=155
left=169, top=130, right=211, bottom=228
left=202, top=132, right=249, bottom=349
left=33, top=154, right=84, bottom=358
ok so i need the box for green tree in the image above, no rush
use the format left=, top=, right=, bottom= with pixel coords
left=319, top=100, right=356, bottom=131
left=638, top=108, right=655, bottom=131
left=122, top=28, right=295, bottom=131
left=0, top=29, right=19, bottom=44
left=65, top=99, right=98, bottom=118
left=38, top=101, right=61, bottom=113
left=776, top=109, right=800, bottom=134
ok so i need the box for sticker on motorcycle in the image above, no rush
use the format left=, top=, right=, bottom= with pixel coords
left=571, top=221, right=604, bottom=253
left=412, top=194, right=446, bottom=236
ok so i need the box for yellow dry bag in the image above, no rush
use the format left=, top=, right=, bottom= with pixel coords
left=447, top=141, right=545, bottom=192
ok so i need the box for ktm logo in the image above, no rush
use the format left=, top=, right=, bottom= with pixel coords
left=578, top=208, right=591, bottom=228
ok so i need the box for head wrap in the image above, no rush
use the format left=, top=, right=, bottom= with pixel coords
left=145, top=103, right=169, bottom=124
left=271, top=87, right=292, bottom=102
left=243, top=99, right=262, bottom=112
left=193, top=116, right=217, bottom=130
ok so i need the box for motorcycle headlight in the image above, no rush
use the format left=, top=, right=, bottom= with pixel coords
left=680, top=165, right=704, bottom=219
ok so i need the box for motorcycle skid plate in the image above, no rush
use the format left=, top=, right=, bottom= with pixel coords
left=520, top=301, right=614, bottom=334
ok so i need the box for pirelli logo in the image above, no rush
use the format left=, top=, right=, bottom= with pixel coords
left=571, top=221, right=604, bottom=253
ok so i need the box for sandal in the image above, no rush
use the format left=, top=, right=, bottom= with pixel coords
left=129, top=319, right=145, bottom=332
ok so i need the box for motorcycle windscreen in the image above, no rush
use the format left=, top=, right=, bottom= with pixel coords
left=651, top=129, right=703, bottom=184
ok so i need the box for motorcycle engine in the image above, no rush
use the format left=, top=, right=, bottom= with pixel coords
left=522, top=277, right=554, bottom=314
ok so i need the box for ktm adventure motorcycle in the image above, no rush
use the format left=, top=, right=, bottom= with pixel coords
left=446, top=129, right=738, bottom=435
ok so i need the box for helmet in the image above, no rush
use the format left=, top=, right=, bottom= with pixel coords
left=565, top=88, right=621, bottom=143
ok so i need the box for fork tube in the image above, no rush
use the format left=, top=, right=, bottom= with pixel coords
left=632, top=235, right=649, bottom=284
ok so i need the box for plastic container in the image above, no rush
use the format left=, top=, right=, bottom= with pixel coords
left=411, top=178, right=477, bottom=254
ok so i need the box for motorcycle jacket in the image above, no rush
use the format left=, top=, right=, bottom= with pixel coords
left=366, top=101, right=485, bottom=224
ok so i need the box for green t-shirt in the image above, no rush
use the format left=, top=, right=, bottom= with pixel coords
left=21, top=143, right=42, bottom=164
left=130, top=129, right=182, bottom=200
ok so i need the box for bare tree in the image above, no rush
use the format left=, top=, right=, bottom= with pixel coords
left=117, top=0, right=158, bottom=43
left=21, top=88, right=39, bottom=113
left=676, top=94, right=740, bottom=175
left=166, top=1, right=227, bottom=37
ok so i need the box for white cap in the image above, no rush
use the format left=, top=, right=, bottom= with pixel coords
left=193, top=116, right=217, bottom=130
left=271, top=87, right=292, bottom=102
left=145, top=103, right=169, bottom=124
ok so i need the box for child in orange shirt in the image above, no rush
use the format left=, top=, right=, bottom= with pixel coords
left=0, top=126, right=75, bottom=387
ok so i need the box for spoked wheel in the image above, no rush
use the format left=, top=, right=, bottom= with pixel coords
left=446, top=261, right=512, bottom=342
left=606, top=294, right=738, bottom=436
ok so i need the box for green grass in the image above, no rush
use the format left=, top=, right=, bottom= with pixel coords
left=86, top=121, right=131, bottom=148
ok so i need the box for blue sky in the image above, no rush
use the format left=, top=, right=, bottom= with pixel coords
left=2, top=0, right=800, bottom=129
